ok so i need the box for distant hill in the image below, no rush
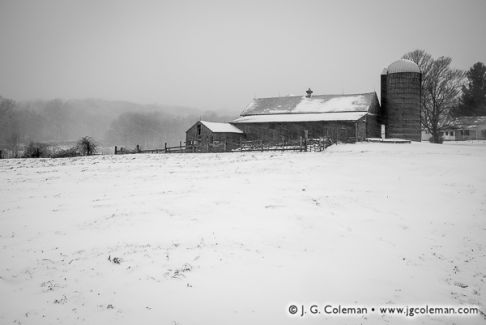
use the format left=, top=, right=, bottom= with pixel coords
left=1, top=97, right=239, bottom=150
left=19, top=98, right=203, bottom=116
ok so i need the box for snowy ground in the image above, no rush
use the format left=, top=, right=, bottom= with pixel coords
left=1, top=142, right=485, bottom=324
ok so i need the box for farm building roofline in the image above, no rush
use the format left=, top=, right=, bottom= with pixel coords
left=240, top=92, right=378, bottom=116
left=232, top=111, right=368, bottom=124
left=199, top=121, right=244, bottom=133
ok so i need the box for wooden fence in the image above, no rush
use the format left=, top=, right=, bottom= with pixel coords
left=236, top=137, right=333, bottom=152
left=114, top=137, right=334, bottom=155
left=114, top=142, right=185, bottom=155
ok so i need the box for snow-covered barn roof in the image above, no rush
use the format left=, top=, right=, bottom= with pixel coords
left=232, top=112, right=368, bottom=123
left=240, top=92, right=377, bottom=116
left=445, top=116, right=486, bottom=129
left=200, top=121, right=243, bottom=133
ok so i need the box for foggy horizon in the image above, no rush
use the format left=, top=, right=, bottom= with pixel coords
left=1, top=0, right=485, bottom=112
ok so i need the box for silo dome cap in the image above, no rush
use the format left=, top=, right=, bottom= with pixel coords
left=387, top=59, right=421, bottom=74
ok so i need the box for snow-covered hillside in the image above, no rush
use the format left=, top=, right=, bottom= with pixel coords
left=1, top=142, right=485, bottom=324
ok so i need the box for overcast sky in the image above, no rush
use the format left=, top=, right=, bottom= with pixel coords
left=1, top=0, right=485, bottom=112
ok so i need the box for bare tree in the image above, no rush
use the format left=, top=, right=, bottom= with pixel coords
left=77, top=136, right=97, bottom=156
left=403, top=50, right=465, bottom=143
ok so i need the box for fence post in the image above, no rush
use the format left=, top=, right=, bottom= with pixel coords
left=240, top=138, right=242, bottom=152
left=114, top=146, right=117, bottom=155
left=165, top=142, right=167, bottom=153
left=136, top=144, right=140, bottom=153
left=299, top=137, right=302, bottom=152
left=180, top=141, right=182, bottom=152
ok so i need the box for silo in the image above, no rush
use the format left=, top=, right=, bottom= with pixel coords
left=381, top=59, right=422, bottom=141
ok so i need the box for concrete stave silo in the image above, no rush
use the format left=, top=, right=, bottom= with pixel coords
left=381, top=59, right=422, bottom=141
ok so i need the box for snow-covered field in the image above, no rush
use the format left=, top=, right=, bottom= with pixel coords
left=1, top=142, right=485, bottom=324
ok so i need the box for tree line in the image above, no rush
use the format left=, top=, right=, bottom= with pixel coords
left=0, top=98, right=234, bottom=157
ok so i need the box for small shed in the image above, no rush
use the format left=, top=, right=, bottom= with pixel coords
left=185, top=121, right=244, bottom=152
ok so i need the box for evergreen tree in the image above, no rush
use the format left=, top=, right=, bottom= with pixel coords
left=455, top=62, right=486, bottom=116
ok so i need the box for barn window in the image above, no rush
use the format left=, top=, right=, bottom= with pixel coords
left=450, top=131, right=454, bottom=136
left=197, top=124, right=201, bottom=136
left=464, top=130, right=470, bottom=136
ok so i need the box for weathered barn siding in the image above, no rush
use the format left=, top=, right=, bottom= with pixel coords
left=365, top=114, right=381, bottom=138
left=234, top=121, right=362, bottom=142
left=185, top=122, right=243, bottom=152
left=234, top=117, right=380, bottom=142
left=365, top=93, right=382, bottom=138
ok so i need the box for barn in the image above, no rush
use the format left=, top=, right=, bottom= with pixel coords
left=185, top=120, right=244, bottom=152
left=231, top=91, right=382, bottom=142
left=184, top=58, right=422, bottom=152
